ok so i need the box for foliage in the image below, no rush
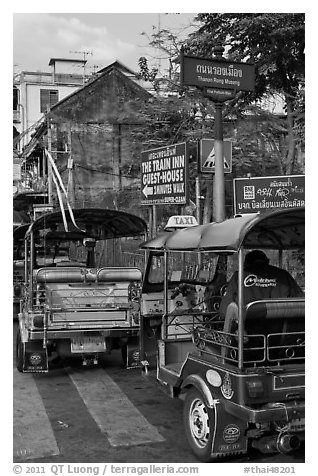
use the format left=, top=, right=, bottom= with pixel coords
left=185, top=13, right=305, bottom=174
left=135, top=14, right=305, bottom=222
left=186, top=14, right=304, bottom=97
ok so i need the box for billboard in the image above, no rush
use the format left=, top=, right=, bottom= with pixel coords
left=141, top=143, right=188, bottom=206
left=233, top=175, right=305, bottom=215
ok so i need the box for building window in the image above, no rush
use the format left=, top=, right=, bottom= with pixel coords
left=13, top=86, right=19, bottom=111
left=40, top=89, right=59, bottom=113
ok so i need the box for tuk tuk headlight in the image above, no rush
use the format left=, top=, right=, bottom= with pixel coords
left=246, top=379, right=264, bottom=398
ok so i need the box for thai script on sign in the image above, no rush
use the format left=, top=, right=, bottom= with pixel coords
left=270, top=178, right=293, bottom=187
left=148, top=146, right=177, bottom=161
left=196, top=64, right=243, bottom=77
left=238, top=199, right=305, bottom=211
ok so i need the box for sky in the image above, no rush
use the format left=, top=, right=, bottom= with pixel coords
left=13, top=12, right=196, bottom=76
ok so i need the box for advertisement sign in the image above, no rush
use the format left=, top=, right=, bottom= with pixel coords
left=141, top=143, right=188, bottom=206
left=181, top=54, right=255, bottom=92
left=200, top=139, right=232, bottom=173
left=233, top=175, right=305, bottom=215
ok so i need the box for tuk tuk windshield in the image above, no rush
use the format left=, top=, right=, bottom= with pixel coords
left=145, top=249, right=304, bottom=294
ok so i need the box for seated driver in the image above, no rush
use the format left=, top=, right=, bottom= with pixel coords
left=219, top=250, right=304, bottom=318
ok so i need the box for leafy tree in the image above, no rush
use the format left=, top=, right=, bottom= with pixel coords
left=135, top=13, right=305, bottom=222
left=185, top=13, right=305, bottom=174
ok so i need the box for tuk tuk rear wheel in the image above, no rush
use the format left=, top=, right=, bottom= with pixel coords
left=16, top=329, right=24, bottom=373
left=183, top=388, right=216, bottom=462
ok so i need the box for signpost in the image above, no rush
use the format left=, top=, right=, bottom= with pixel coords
left=181, top=47, right=255, bottom=223
left=233, top=175, right=305, bottom=215
left=141, top=142, right=188, bottom=206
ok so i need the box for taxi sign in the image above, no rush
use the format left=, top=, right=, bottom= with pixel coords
left=164, top=215, right=198, bottom=231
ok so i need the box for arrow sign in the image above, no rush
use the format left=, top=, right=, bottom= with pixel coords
left=200, top=139, right=232, bottom=174
left=142, top=185, right=153, bottom=198
left=140, top=142, right=188, bottom=206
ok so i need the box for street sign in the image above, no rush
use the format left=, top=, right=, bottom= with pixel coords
left=233, top=175, right=305, bottom=215
left=199, top=139, right=232, bottom=174
left=204, top=87, right=237, bottom=102
left=141, top=142, right=189, bottom=206
left=181, top=54, right=255, bottom=92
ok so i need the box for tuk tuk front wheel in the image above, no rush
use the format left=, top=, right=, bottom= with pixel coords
left=16, top=329, right=24, bottom=373
left=183, top=388, right=216, bottom=462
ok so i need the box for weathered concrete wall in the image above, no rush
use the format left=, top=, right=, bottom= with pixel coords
left=48, top=67, right=151, bottom=216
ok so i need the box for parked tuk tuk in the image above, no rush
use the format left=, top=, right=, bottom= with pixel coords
left=13, top=224, right=30, bottom=319
left=16, top=208, right=147, bottom=372
left=140, top=207, right=304, bottom=462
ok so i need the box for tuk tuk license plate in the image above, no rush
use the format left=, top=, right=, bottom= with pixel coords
left=71, top=336, right=106, bottom=353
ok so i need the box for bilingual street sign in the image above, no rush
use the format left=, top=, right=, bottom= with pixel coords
left=141, top=142, right=189, bottom=206
left=181, top=53, right=255, bottom=92
left=233, top=175, right=305, bottom=215
left=200, top=139, right=232, bottom=174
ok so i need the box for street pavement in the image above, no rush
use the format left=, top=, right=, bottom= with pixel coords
left=13, top=323, right=304, bottom=465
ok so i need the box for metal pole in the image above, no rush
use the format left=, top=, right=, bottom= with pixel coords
left=212, top=46, right=226, bottom=223
left=195, top=176, right=200, bottom=224
left=67, top=128, right=75, bottom=207
left=213, top=103, right=225, bottom=222
left=237, top=248, right=244, bottom=370
left=47, top=114, right=53, bottom=206
left=152, top=205, right=157, bottom=237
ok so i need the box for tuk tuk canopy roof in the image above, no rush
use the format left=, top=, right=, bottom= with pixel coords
left=140, top=208, right=304, bottom=252
left=26, top=208, right=147, bottom=241
left=14, top=223, right=30, bottom=241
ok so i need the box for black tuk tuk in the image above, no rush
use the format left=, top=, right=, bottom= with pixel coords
left=140, top=207, right=304, bottom=462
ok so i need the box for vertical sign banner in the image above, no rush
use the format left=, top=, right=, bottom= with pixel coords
left=141, top=143, right=188, bottom=206
left=233, top=175, right=305, bottom=215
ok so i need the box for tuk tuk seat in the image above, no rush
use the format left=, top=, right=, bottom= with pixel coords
left=97, top=267, right=142, bottom=282
left=35, top=267, right=86, bottom=283
left=221, top=298, right=305, bottom=365
left=245, top=298, right=305, bottom=321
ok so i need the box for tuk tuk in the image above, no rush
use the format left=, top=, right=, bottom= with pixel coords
left=13, top=224, right=30, bottom=319
left=16, top=208, right=147, bottom=372
left=140, top=207, right=304, bottom=462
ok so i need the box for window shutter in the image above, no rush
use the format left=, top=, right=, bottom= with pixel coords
left=40, top=89, right=59, bottom=113
left=40, top=89, right=50, bottom=113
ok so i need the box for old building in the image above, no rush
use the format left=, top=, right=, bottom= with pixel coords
left=14, top=61, right=153, bottom=221
left=13, top=58, right=86, bottom=152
